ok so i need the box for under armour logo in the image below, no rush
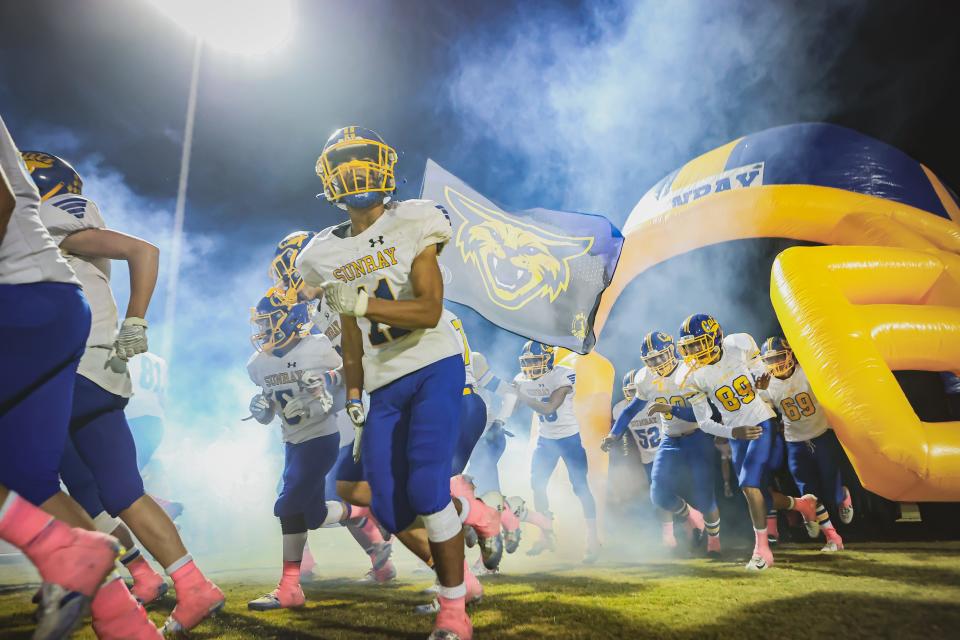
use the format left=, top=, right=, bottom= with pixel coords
left=287, top=362, right=296, bottom=368
left=369, top=235, right=384, bottom=248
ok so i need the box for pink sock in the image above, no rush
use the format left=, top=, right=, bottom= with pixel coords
left=360, top=516, right=385, bottom=546
left=90, top=575, right=136, bottom=619
left=661, top=521, right=674, bottom=536
left=754, top=529, right=770, bottom=552
left=126, top=556, right=159, bottom=583
left=279, top=560, right=300, bottom=588
left=524, top=510, right=553, bottom=532
left=168, top=559, right=205, bottom=591
left=349, top=505, right=371, bottom=520
left=0, top=492, right=54, bottom=549
left=501, top=506, right=520, bottom=531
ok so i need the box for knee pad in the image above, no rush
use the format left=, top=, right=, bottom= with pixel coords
left=422, top=501, right=461, bottom=543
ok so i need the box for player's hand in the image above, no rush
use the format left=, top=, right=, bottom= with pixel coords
left=282, top=395, right=312, bottom=421
left=754, top=372, right=771, bottom=390
left=249, top=393, right=272, bottom=423
left=300, top=371, right=326, bottom=391
left=731, top=425, right=763, bottom=440
left=600, top=434, right=617, bottom=452
left=346, top=399, right=365, bottom=462
left=321, top=280, right=369, bottom=317
left=113, top=317, right=148, bottom=360
left=646, top=402, right=673, bottom=416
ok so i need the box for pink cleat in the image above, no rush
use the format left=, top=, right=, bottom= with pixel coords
left=766, top=515, right=780, bottom=543
left=27, top=523, right=121, bottom=598
left=793, top=494, right=819, bottom=523
left=465, top=561, right=484, bottom=605
left=127, top=557, right=168, bottom=606
left=683, top=506, right=705, bottom=540
left=661, top=525, right=678, bottom=549
left=706, top=536, right=721, bottom=557
left=429, top=597, right=472, bottom=640
left=500, top=505, right=522, bottom=553
left=162, top=563, right=225, bottom=634
left=821, top=527, right=844, bottom=553
left=839, top=487, right=854, bottom=525
left=247, top=583, right=305, bottom=611
left=358, top=560, right=397, bottom=584
left=451, top=478, right=502, bottom=571
left=91, top=577, right=163, bottom=639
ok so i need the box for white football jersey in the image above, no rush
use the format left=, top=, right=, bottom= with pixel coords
left=684, top=333, right=775, bottom=434
left=440, top=308, right=475, bottom=387
left=613, top=398, right=658, bottom=463
left=246, top=334, right=343, bottom=444
left=296, top=199, right=460, bottom=392
left=0, top=116, right=77, bottom=286
left=760, top=365, right=829, bottom=442
left=309, top=296, right=342, bottom=349
left=632, top=365, right=698, bottom=437
left=126, top=352, right=167, bottom=421
left=513, top=365, right=579, bottom=439
left=38, top=194, right=131, bottom=397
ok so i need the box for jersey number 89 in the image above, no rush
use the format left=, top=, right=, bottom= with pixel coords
left=714, top=375, right=756, bottom=412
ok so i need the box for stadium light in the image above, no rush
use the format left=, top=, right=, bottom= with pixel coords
left=146, top=0, right=294, bottom=360
left=145, top=0, right=294, bottom=56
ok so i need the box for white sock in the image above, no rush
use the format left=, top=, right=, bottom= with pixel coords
left=321, top=501, right=346, bottom=527
left=437, top=582, right=467, bottom=600
left=282, top=532, right=309, bottom=562
left=164, top=554, right=192, bottom=575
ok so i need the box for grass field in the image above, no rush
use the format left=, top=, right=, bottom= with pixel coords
left=2, top=540, right=959, bottom=639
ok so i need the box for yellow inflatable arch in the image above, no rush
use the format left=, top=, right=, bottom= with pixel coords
left=593, top=123, right=960, bottom=502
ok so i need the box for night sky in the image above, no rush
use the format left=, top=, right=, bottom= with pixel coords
left=2, top=0, right=959, bottom=396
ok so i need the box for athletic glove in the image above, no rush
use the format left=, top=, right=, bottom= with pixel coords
left=321, top=280, right=369, bottom=317
left=112, top=317, right=148, bottom=360
left=346, top=399, right=365, bottom=462
left=297, top=372, right=334, bottom=415
left=282, top=395, right=312, bottom=422
left=249, top=393, right=273, bottom=424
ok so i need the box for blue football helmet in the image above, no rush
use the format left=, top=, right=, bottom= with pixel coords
left=622, top=369, right=637, bottom=400
left=251, top=289, right=310, bottom=356
left=640, top=330, right=678, bottom=377
left=519, top=341, right=556, bottom=380
left=315, top=126, right=397, bottom=210
left=677, top=313, right=724, bottom=367
left=21, top=151, right=82, bottom=201
left=760, top=336, right=795, bottom=378
left=269, top=230, right=315, bottom=303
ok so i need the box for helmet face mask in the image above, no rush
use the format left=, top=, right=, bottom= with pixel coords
left=640, top=331, right=678, bottom=377
left=519, top=341, right=555, bottom=380
left=761, top=337, right=795, bottom=378
left=251, top=291, right=309, bottom=355
left=316, top=128, right=397, bottom=210
left=677, top=314, right=723, bottom=368
left=622, top=369, right=636, bottom=400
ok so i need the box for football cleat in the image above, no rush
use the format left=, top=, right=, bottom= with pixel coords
left=706, top=536, right=722, bottom=558
left=463, top=526, right=478, bottom=548
left=794, top=495, right=821, bottom=538
left=247, top=584, right=305, bottom=611
left=33, top=583, right=89, bottom=640
left=504, top=527, right=522, bottom=554
left=91, top=578, right=162, bottom=640
left=821, top=528, right=844, bottom=553
left=683, top=506, right=705, bottom=543
left=661, top=529, right=678, bottom=549
left=132, top=579, right=169, bottom=607
left=677, top=314, right=723, bottom=367
left=368, top=541, right=393, bottom=572
left=161, top=577, right=225, bottom=634
left=26, top=523, right=121, bottom=597
left=357, top=561, right=397, bottom=584
left=526, top=532, right=556, bottom=557
left=745, top=545, right=774, bottom=571
left=640, top=331, right=680, bottom=377
left=470, top=557, right=498, bottom=577
left=839, top=486, right=855, bottom=524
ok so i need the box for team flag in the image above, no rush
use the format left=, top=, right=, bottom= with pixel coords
left=420, top=159, right=623, bottom=353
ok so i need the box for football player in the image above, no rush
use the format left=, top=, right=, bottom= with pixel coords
left=609, top=367, right=677, bottom=548
left=0, top=117, right=144, bottom=639
left=757, top=337, right=852, bottom=551
left=271, top=238, right=397, bottom=583
left=500, top=341, right=601, bottom=563
left=296, top=126, right=495, bottom=639
left=246, top=293, right=371, bottom=610
left=673, top=314, right=818, bottom=570
left=603, top=332, right=722, bottom=554
left=29, top=151, right=223, bottom=633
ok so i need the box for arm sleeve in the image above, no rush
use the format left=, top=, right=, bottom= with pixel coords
left=690, top=393, right=734, bottom=438
left=669, top=403, right=697, bottom=422
left=610, top=397, right=648, bottom=438
left=417, top=202, right=453, bottom=256
left=37, top=197, right=103, bottom=246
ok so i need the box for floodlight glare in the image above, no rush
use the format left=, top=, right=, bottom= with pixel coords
left=147, top=0, right=294, bottom=56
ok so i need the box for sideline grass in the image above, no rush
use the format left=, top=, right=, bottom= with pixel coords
left=1, top=542, right=959, bottom=639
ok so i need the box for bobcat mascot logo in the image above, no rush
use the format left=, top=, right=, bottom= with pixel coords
left=443, top=187, right=593, bottom=311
